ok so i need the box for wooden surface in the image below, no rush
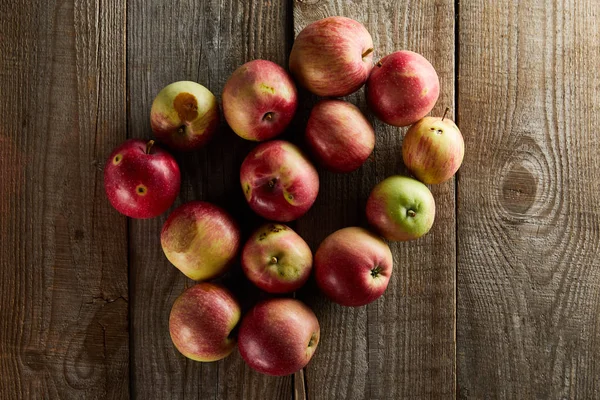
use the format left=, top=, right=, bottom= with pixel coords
left=456, top=1, right=600, bottom=398
left=1, top=0, right=600, bottom=399
left=0, top=0, right=129, bottom=398
left=293, top=1, right=456, bottom=399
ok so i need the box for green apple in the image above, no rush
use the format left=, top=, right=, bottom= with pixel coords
left=366, top=175, right=435, bottom=241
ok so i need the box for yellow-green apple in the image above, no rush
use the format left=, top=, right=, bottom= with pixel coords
left=240, top=140, right=319, bottom=222
left=289, top=16, right=374, bottom=97
left=305, top=99, right=375, bottom=173
left=314, top=227, right=393, bottom=307
left=367, top=50, right=439, bottom=127
left=238, top=298, right=320, bottom=376
left=242, top=223, right=312, bottom=293
left=169, top=283, right=241, bottom=362
left=161, top=201, right=240, bottom=281
left=222, top=60, right=298, bottom=141
left=366, top=175, right=435, bottom=241
left=104, top=139, right=180, bottom=219
left=402, top=113, right=464, bottom=184
left=150, top=81, right=219, bottom=151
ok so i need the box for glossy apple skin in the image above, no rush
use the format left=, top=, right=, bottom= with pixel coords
left=289, top=16, right=374, bottom=97
left=242, top=223, right=312, bottom=293
left=223, top=60, right=298, bottom=141
left=367, top=51, right=440, bottom=127
left=161, top=201, right=241, bottom=281
left=305, top=100, right=375, bottom=173
left=366, top=175, right=435, bottom=241
left=169, top=283, right=241, bottom=362
left=402, top=116, right=464, bottom=184
left=103, top=139, right=180, bottom=219
left=150, top=81, right=220, bottom=151
left=315, top=227, right=393, bottom=307
left=240, top=140, right=319, bottom=222
left=238, top=298, right=320, bottom=376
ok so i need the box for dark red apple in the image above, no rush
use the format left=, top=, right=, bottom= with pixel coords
left=367, top=50, right=440, bottom=127
left=103, top=139, right=180, bottom=219
left=305, top=99, right=375, bottom=173
left=314, top=227, right=393, bottom=307
left=290, top=16, right=374, bottom=97
left=238, top=298, right=320, bottom=376
left=222, top=60, right=298, bottom=141
left=169, top=283, right=241, bottom=362
left=242, top=223, right=312, bottom=293
left=240, top=140, right=319, bottom=222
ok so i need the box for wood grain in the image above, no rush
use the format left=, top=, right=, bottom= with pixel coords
left=457, top=0, right=600, bottom=398
left=127, top=0, right=293, bottom=398
left=0, top=0, right=129, bottom=398
left=293, top=1, right=456, bottom=399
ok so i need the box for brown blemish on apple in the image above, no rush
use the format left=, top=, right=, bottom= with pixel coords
left=421, top=87, right=429, bottom=97
left=168, top=217, right=198, bottom=253
left=135, top=184, right=148, bottom=196
left=174, top=92, right=199, bottom=122
left=113, top=154, right=123, bottom=165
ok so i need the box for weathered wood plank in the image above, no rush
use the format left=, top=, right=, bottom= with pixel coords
left=127, top=1, right=292, bottom=398
left=0, top=0, right=129, bottom=398
left=457, top=1, right=600, bottom=398
left=293, top=2, right=456, bottom=399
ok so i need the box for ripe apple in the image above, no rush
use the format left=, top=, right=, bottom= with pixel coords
left=240, top=140, right=319, bottom=222
left=314, top=227, right=393, bottom=307
left=367, top=50, right=440, bottom=127
left=161, top=201, right=240, bottom=281
left=366, top=175, right=435, bottom=241
left=289, top=16, right=374, bottom=97
left=402, top=112, right=465, bottom=184
left=150, top=81, right=219, bottom=151
left=104, top=139, right=180, bottom=219
left=305, top=99, right=375, bottom=173
left=169, top=283, right=241, bottom=362
left=242, top=223, right=312, bottom=293
left=238, top=298, right=320, bottom=376
left=223, top=60, right=298, bottom=141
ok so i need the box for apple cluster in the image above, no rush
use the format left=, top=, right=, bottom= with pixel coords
left=103, top=16, right=464, bottom=377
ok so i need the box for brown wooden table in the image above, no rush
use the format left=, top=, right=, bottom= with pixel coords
left=1, top=0, right=599, bottom=398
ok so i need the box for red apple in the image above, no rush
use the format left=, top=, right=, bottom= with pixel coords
left=223, top=60, right=298, bottom=141
left=366, top=175, right=435, bottom=241
left=238, top=298, right=320, bottom=376
left=161, top=201, right=240, bottom=281
left=402, top=113, right=464, bottom=184
left=367, top=50, right=440, bottom=127
left=314, top=227, right=393, bottom=307
left=103, top=139, right=180, bottom=219
left=305, top=100, right=375, bottom=173
left=240, top=140, right=319, bottom=222
left=289, top=16, right=374, bottom=97
left=169, top=283, right=241, bottom=362
left=150, top=81, right=219, bottom=151
left=242, top=223, right=312, bottom=293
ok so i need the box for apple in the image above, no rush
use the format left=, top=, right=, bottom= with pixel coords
left=242, top=223, right=312, bottom=293
left=161, top=201, right=241, bottom=281
left=367, top=50, right=440, bottom=127
left=305, top=100, right=375, bottom=173
left=169, top=283, right=241, bottom=362
left=150, top=81, right=219, bottom=151
left=366, top=175, right=435, bottom=241
left=314, top=227, right=393, bottom=307
left=104, top=139, right=180, bottom=219
left=222, top=60, right=298, bottom=141
left=402, top=111, right=464, bottom=184
left=240, top=140, right=319, bottom=222
left=289, top=16, right=374, bottom=97
left=238, top=298, right=320, bottom=376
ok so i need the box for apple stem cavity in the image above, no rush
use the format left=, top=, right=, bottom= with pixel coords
left=145, top=140, right=155, bottom=155
left=442, top=107, right=450, bottom=121
left=268, top=178, right=277, bottom=189
left=407, top=209, right=417, bottom=218
left=263, top=112, right=274, bottom=121
left=270, top=256, right=278, bottom=265
left=362, top=48, right=374, bottom=59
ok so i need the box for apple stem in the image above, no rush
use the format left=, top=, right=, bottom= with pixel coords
left=362, top=48, right=374, bottom=59
left=263, top=112, right=274, bottom=121
left=270, top=256, right=278, bottom=265
left=442, top=107, right=450, bottom=121
left=145, top=140, right=155, bottom=154
left=407, top=210, right=416, bottom=218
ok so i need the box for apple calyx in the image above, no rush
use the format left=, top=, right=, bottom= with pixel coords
left=407, top=209, right=417, bottom=218
left=370, top=265, right=383, bottom=278
left=362, top=48, right=374, bottom=59
left=308, top=333, right=318, bottom=348
left=267, top=178, right=278, bottom=189
left=145, top=140, right=155, bottom=155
